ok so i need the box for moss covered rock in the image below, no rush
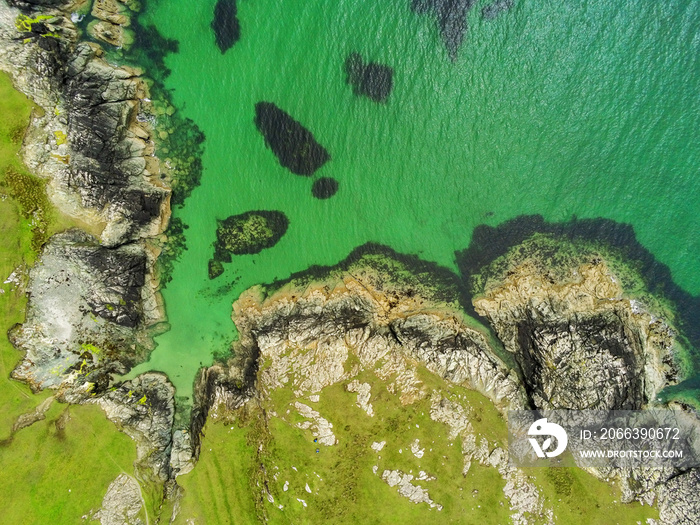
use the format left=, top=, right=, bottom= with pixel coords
left=211, top=211, right=289, bottom=278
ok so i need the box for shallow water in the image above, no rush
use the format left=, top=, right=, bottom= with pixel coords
left=125, top=0, right=700, bottom=402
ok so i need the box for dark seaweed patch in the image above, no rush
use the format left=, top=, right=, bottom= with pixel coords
left=211, top=0, right=240, bottom=54
left=311, top=177, right=339, bottom=199
left=262, top=242, right=467, bottom=308
left=131, top=23, right=179, bottom=81
left=208, top=259, right=224, bottom=280
left=411, top=0, right=477, bottom=60
left=344, top=52, right=394, bottom=103
left=254, top=102, right=330, bottom=176
left=481, top=0, right=514, bottom=20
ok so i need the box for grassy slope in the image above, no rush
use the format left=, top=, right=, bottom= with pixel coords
left=175, top=346, right=658, bottom=524
left=0, top=71, right=144, bottom=524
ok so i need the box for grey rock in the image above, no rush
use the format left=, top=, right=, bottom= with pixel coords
left=473, top=259, right=679, bottom=410
left=656, top=468, right=700, bottom=525
left=97, top=373, right=176, bottom=482
left=94, top=474, right=144, bottom=525
left=10, top=230, right=156, bottom=393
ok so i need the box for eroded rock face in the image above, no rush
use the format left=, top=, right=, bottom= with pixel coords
left=254, top=102, right=330, bottom=176
left=230, top=257, right=527, bottom=411
left=656, top=468, right=700, bottom=525
left=96, top=373, right=176, bottom=482
left=93, top=474, right=143, bottom=525
left=9, top=230, right=160, bottom=392
left=0, top=5, right=170, bottom=247
left=473, top=244, right=680, bottom=410
left=65, top=43, right=169, bottom=246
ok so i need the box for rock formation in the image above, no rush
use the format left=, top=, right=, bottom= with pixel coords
left=0, top=0, right=185, bottom=489
left=209, top=210, right=289, bottom=278
left=471, top=235, right=681, bottom=410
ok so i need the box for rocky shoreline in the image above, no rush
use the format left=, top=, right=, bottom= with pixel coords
left=0, top=0, right=192, bottom=504
left=2, top=1, right=700, bottom=523
left=197, top=241, right=700, bottom=523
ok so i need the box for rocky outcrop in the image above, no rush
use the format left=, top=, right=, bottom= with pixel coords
left=0, top=2, right=170, bottom=247
left=89, top=0, right=132, bottom=48
left=93, top=474, right=144, bottom=525
left=95, top=373, right=176, bottom=482
left=0, top=0, right=181, bottom=487
left=472, top=236, right=681, bottom=410
left=656, top=468, right=700, bottom=525
left=229, top=255, right=526, bottom=412
left=9, top=229, right=160, bottom=392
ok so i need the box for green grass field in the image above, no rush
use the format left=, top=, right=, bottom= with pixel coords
left=174, top=344, right=659, bottom=525
left=0, top=71, right=145, bottom=524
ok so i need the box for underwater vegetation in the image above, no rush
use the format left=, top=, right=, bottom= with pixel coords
left=254, top=102, right=330, bottom=176
left=311, top=177, right=339, bottom=200
left=211, top=0, right=240, bottom=54
left=344, top=52, right=393, bottom=103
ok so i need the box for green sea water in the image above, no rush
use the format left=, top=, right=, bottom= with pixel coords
left=125, top=0, right=700, bottom=402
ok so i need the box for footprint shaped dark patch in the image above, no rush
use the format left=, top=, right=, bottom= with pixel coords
left=312, top=177, right=339, bottom=199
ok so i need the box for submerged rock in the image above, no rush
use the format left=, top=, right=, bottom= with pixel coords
left=344, top=52, right=394, bottom=103
left=481, top=0, right=514, bottom=20
left=411, top=0, right=477, bottom=60
left=311, top=177, right=339, bottom=199
left=254, top=102, right=330, bottom=176
left=212, top=210, right=289, bottom=265
left=211, top=0, right=240, bottom=54
left=208, top=258, right=224, bottom=280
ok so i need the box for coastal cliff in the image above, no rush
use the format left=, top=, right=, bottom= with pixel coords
left=0, top=0, right=183, bottom=494
left=191, top=240, right=699, bottom=523
left=1, top=1, right=699, bottom=523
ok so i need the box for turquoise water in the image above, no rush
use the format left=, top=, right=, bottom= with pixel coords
left=126, top=0, right=700, bottom=402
